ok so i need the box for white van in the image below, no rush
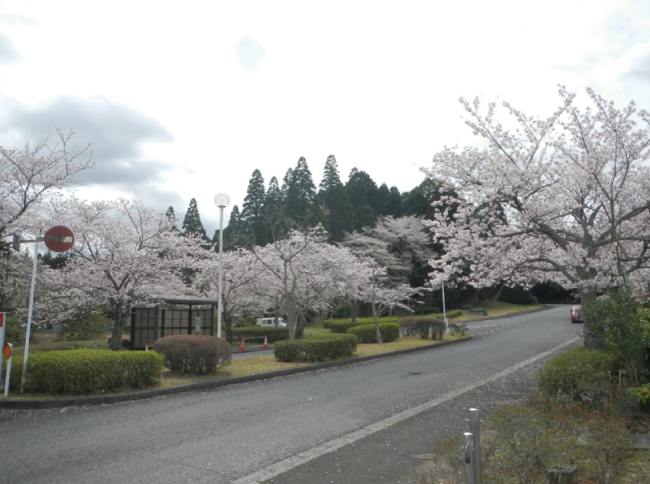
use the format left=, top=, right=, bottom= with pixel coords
left=256, top=317, right=287, bottom=328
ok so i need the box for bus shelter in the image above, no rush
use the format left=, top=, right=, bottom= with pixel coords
left=130, top=297, right=217, bottom=350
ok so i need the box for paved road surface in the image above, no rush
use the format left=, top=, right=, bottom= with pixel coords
left=0, top=305, right=580, bottom=483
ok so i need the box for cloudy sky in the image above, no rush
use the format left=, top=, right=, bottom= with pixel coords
left=1, top=0, right=649, bottom=234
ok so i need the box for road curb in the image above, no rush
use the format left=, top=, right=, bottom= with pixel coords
left=0, top=336, right=474, bottom=409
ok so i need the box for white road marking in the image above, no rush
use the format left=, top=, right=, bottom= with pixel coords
left=231, top=335, right=580, bottom=484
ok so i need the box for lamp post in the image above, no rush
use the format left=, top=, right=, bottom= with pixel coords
left=214, top=193, right=230, bottom=339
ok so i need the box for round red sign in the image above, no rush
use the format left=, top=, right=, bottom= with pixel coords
left=44, top=226, right=75, bottom=252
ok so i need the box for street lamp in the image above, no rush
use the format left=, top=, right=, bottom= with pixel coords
left=214, top=193, right=230, bottom=339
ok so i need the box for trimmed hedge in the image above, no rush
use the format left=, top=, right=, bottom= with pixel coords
left=153, top=335, right=231, bottom=374
left=413, top=318, right=446, bottom=340
left=274, top=334, right=357, bottom=362
left=537, top=347, right=622, bottom=407
left=347, top=323, right=400, bottom=344
left=22, top=349, right=163, bottom=394
left=231, top=326, right=289, bottom=343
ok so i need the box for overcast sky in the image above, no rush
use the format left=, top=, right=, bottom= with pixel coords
left=1, top=0, right=649, bottom=234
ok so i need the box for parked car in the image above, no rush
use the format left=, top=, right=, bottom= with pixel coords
left=256, top=317, right=287, bottom=328
left=570, top=305, right=583, bottom=323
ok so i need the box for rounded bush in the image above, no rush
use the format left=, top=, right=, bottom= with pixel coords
left=274, top=334, right=357, bottom=362
left=152, top=335, right=231, bottom=374
left=347, top=323, right=400, bottom=343
left=537, top=347, right=622, bottom=406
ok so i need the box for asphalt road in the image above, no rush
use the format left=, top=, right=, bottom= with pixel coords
left=0, top=306, right=580, bottom=484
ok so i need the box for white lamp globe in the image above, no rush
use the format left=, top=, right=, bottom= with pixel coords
left=214, top=193, right=230, bottom=208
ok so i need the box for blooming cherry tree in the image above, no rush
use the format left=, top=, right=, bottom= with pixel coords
left=424, top=86, right=650, bottom=345
left=356, top=259, right=421, bottom=343
left=40, top=198, right=208, bottom=350
left=0, top=129, right=92, bottom=239
left=193, top=248, right=269, bottom=341
left=251, top=227, right=369, bottom=339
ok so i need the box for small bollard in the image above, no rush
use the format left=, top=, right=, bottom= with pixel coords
left=546, top=465, right=577, bottom=484
left=464, top=432, right=474, bottom=484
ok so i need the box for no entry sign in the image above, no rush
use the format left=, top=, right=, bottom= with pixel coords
left=44, top=226, right=74, bottom=252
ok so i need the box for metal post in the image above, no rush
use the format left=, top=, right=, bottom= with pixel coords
left=469, top=408, right=482, bottom=484
left=0, top=312, right=5, bottom=386
left=217, top=205, right=224, bottom=338
left=4, top=344, right=12, bottom=397
left=21, top=238, right=39, bottom=393
left=464, top=432, right=475, bottom=484
left=441, top=280, right=447, bottom=325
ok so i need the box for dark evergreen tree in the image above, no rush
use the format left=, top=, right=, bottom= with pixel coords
left=281, top=168, right=293, bottom=200
left=283, top=157, right=320, bottom=229
left=346, top=168, right=381, bottom=230
left=377, top=183, right=390, bottom=216
left=402, top=178, right=447, bottom=219
left=264, top=176, right=287, bottom=241
left=217, top=205, right=244, bottom=251
left=386, top=187, right=403, bottom=217
left=241, top=169, right=268, bottom=245
left=317, top=155, right=353, bottom=241
left=165, top=206, right=179, bottom=231
left=182, top=198, right=208, bottom=239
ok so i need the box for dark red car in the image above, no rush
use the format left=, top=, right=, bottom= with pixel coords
left=570, top=304, right=583, bottom=323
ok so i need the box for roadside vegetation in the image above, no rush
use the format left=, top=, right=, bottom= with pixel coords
left=419, top=291, right=650, bottom=484
left=1, top=301, right=535, bottom=397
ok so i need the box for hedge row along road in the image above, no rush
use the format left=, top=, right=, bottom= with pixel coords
left=0, top=306, right=578, bottom=484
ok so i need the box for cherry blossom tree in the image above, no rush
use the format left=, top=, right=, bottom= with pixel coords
left=356, top=260, right=421, bottom=343
left=40, top=198, right=208, bottom=350
left=0, top=130, right=92, bottom=312
left=0, top=129, right=93, bottom=239
left=193, top=248, right=269, bottom=342
left=423, top=86, right=650, bottom=346
left=341, top=215, right=434, bottom=285
left=251, top=227, right=369, bottom=339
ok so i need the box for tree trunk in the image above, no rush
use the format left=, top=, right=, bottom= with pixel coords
left=108, top=303, right=124, bottom=351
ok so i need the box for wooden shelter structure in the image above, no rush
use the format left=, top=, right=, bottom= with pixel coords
left=130, top=297, right=218, bottom=350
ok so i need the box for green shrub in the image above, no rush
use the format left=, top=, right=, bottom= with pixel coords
left=274, top=334, right=357, bottom=362
left=59, top=311, right=111, bottom=341
left=398, top=317, right=417, bottom=336
left=462, top=304, right=473, bottom=311
left=4, top=316, right=25, bottom=346
left=231, top=326, right=289, bottom=342
left=448, top=322, right=468, bottom=336
left=328, top=320, right=363, bottom=334
left=347, top=323, right=400, bottom=343
left=152, top=335, right=231, bottom=374
left=537, top=347, right=623, bottom=409
left=447, top=309, right=463, bottom=319
left=413, top=318, right=446, bottom=340
left=22, top=349, right=163, bottom=394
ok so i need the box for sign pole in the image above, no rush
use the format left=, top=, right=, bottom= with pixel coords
left=3, top=343, right=12, bottom=397
left=0, top=312, right=5, bottom=386
left=21, top=237, right=39, bottom=393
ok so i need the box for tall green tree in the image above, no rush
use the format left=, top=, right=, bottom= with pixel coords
left=317, top=155, right=353, bottom=241
left=265, top=176, right=288, bottom=241
left=386, top=187, right=403, bottom=217
left=241, top=169, right=268, bottom=245
left=283, top=157, right=320, bottom=229
left=217, top=205, right=243, bottom=251
left=346, top=168, right=381, bottom=231
left=182, top=198, right=208, bottom=240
